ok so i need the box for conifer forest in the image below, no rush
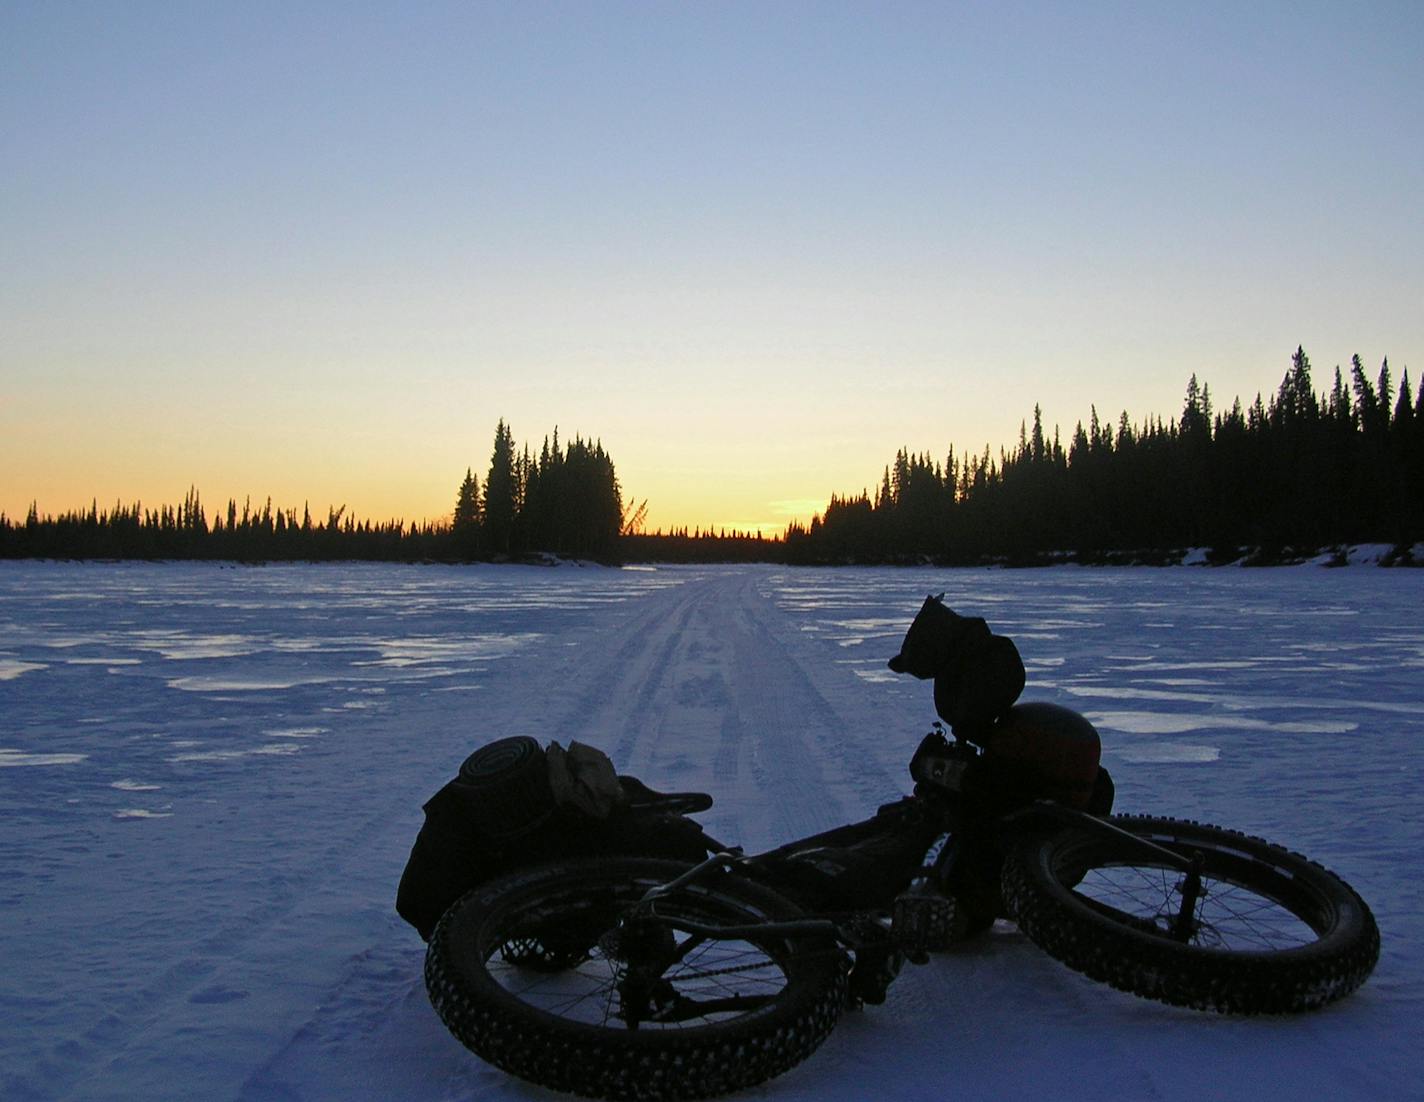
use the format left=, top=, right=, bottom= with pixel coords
left=1, top=421, right=627, bottom=564
left=3, top=349, right=1421, bottom=565
left=786, top=349, right=1423, bottom=565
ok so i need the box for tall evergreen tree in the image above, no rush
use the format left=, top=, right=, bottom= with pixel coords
left=454, top=468, right=480, bottom=528
left=1395, top=369, right=1414, bottom=430
left=482, top=419, right=517, bottom=553
left=1351, top=355, right=1378, bottom=432
left=453, top=467, right=481, bottom=558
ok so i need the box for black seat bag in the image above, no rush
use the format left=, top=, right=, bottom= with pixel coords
left=397, top=740, right=711, bottom=940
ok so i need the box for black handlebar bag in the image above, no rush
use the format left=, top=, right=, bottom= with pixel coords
left=887, top=594, right=1026, bottom=742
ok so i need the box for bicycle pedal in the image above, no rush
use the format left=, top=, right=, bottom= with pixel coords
left=892, top=887, right=959, bottom=954
left=847, top=945, right=903, bottom=1006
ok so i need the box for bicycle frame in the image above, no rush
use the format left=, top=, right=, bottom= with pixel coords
left=635, top=851, right=854, bottom=942
left=624, top=788, right=1211, bottom=953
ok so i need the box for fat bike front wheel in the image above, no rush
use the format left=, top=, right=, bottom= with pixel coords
left=425, top=857, right=848, bottom=1100
left=1002, top=815, right=1379, bottom=1014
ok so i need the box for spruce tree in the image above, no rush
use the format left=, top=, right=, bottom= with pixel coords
left=483, top=419, right=517, bottom=554
left=1351, top=355, right=1378, bottom=432
left=453, top=467, right=481, bottom=559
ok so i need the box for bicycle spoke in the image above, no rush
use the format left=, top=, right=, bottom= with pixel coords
left=487, top=910, right=794, bottom=1030
left=1073, top=857, right=1319, bottom=951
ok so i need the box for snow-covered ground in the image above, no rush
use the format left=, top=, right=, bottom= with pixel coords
left=1, top=561, right=1420, bottom=1101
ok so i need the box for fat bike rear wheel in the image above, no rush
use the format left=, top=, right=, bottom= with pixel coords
left=425, top=857, right=848, bottom=1100
left=1002, top=815, right=1379, bottom=1014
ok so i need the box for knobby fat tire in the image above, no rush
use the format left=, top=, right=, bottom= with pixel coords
left=1001, top=815, right=1379, bottom=1014
left=425, top=857, right=848, bottom=1100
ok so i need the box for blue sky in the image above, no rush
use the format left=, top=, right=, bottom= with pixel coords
left=4, top=2, right=1421, bottom=531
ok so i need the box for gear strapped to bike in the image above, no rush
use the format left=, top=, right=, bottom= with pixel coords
left=399, top=594, right=1380, bottom=1101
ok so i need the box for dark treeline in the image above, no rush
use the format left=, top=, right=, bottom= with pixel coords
left=7, top=352, right=1422, bottom=565
left=0, top=420, right=629, bottom=563
left=0, top=488, right=448, bottom=562
left=623, top=529, right=773, bottom=564
left=786, top=348, right=1423, bottom=565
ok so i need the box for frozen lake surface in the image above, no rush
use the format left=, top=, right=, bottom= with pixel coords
left=1, top=561, right=1421, bottom=1101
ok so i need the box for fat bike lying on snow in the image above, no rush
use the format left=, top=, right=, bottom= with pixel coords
left=399, top=596, right=1380, bottom=1101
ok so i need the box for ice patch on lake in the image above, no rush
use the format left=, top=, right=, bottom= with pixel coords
left=135, top=632, right=262, bottom=660
left=166, top=674, right=337, bottom=692
left=0, top=748, right=87, bottom=766
left=366, top=633, right=540, bottom=666
left=830, top=618, right=903, bottom=635
left=1112, top=743, right=1222, bottom=763
left=168, top=743, right=303, bottom=762
left=1065, top=685, right=1217, bottom=704
left=263, top=726, right=326, bottom=739
left=828, top=617, right=905, bottom=649
left=1088, top=710, right=1359, bottom=735
left=1109, top=658, right=1275, bottom=672
left=0, top=659, right=47, bottom=680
